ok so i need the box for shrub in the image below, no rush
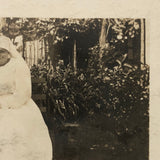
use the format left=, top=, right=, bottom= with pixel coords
left=31, top=45, right=149, bottom=159
left=30, top=46, right=149, bottom=128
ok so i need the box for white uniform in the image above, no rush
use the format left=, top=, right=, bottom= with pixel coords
left=0, top=36, right=52, bottom=160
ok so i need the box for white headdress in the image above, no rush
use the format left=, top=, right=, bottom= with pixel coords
left=0, top=36, right=20, bottom=58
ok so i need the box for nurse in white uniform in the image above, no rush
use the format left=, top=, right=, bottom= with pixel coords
left=0, top=35, right=52, bottom=160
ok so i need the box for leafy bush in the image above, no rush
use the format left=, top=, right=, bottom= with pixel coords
left=31, top=45, right=149, bottom=158
left=31, top=45, right=149, bottom=131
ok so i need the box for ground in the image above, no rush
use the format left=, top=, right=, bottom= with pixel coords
left=46, top=114, right=148, bottom=160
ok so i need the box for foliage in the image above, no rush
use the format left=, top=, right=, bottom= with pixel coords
left=108, top=19, right=140, bottom=42
left=31, top=44, right=149, bottom=123
left=31, top=60, right=85, bottom=121
left=31, top=52, right=149, bottom=160
left=2, top=18, right=140, bottom=44
left=30, top=39, right=149, bottom=158
left=2, top=18, right=102, bottom=41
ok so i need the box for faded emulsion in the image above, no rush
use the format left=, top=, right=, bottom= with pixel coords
left=0, top=18, right=149, bottom=160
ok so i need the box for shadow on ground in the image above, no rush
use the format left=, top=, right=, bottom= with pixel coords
left=45, top=114, right=148, bottom=160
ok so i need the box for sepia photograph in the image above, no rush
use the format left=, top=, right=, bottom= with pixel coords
left=0, top=17, right=149, bottom=160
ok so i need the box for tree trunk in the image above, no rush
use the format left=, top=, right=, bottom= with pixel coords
left=99, top=19, right=107, bottom=47
left=48, top=35, right=61, bottom=70
left=140, top=19, right=145, bottom=68
left=22, top=36, right=26, bottom=59
left=48, top=35, right=55, bottom=68
left=73, top=40, right=77, bottom=74
left=44, top=37, right=49, bottom=61
left=99, top=19, right=110, bottom=60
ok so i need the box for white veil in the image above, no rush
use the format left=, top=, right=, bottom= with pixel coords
left=0, top=35, right=21, bottom=59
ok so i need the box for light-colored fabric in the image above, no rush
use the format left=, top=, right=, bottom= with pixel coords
left=0, top=36, right=52, bottom=160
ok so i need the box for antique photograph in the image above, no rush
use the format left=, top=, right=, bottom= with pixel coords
left=0, top=18, right=149, bottom=160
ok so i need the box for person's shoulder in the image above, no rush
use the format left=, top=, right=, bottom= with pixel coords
left=14, top=57, right=30, bottom=72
